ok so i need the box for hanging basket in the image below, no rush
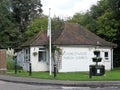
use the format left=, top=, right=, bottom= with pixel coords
left=94, top=50, right=100, bottom=55
left=92, top=57, right=102, bottom=62
left=33, top=52, right=37, bottom=56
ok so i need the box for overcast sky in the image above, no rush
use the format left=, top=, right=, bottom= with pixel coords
left=41, top=0, right=99, bottom=18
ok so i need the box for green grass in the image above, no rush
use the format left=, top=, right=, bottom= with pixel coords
left=7, top=67, right=120, bottom=81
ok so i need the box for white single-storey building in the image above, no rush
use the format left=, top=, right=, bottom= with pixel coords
left=16, top=22, right=116, bottom=72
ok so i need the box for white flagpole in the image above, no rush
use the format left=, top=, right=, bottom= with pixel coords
left=47, top=8, right=52, bottom=75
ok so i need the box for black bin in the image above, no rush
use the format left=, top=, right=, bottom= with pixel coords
left=90, top=65, right=105, bottom=77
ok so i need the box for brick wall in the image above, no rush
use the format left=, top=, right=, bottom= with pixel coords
left=0, top=50, right=7, bottom=73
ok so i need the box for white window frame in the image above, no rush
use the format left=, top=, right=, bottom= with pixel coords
left=104, top=51, right=109, bottom=60
left=38, top=48, right=46, bottom=62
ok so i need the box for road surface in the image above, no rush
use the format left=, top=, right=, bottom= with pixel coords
left=0, top=80, right=120, bottom=90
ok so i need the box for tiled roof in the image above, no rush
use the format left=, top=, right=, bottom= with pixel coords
left=21, top=30, right=48, bottom=47
left=21, top=22, right=117, bottom=47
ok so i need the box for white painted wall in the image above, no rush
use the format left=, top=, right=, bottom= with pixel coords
left=17, top=46, right=49, bottom=71
left=30, top=46, right=49, bottom=71
left=17, top=45, right=113, bottom=72
left=17, top=50, right=24, bottom=67
left=58, top=46, right=112, bottom=72
left=101, top=48, right=112, bottom=70
left=17, top=49, right=29, bottom=71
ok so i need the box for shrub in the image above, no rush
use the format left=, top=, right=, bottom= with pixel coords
left=7, top=59, right=15, bottom=70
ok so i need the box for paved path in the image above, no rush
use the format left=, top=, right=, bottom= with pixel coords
left=0, top=75, right=120, bottom=87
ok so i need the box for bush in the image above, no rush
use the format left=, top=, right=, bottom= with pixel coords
left=6, top=56, right=22, bottom=70
left=7, top=59, right=15, bottom=70
left=7, top=59, right=23, bottom=70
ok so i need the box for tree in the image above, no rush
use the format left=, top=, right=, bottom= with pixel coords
left=11, top=0, right=43, bottom=32
left=89, top=0, right=109, bottom=19
left=25, top=15, right=48, bottom=39
left=0, top=0, right=21, bottom=48
left=96, top=11, right=118, bottom=42
left=0, top=0, right=43, bottom=48
left=51, top=16, right=63, bottom=30
left=68, top=13, right=85, bottom=24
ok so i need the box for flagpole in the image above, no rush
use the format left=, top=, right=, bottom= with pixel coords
left=48, top=8, right=52, bottom=75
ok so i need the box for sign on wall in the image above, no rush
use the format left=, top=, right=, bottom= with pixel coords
left=63, top=51, right=88, bottom=60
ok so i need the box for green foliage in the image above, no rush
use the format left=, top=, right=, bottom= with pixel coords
left=51, top=16, right=63, bottom=30
left=7, top=60, right=22, bottom=70
left=0, top=0, right=43, bottom=48
left=0, top=0, right=21, bottom=48
left=96, top=11, right=118, bottom=42
left=7, top=60, right=15, bottom=70
left=6, top=55, right=15, bottom=70
left=90, top=0, right=109, bottom=19
left=11, top=0, right=43, bottom=32
left=25, top=16, right=48, bottom=38
left=68, top=13, right=85, bottom=24
left=7, top=55, right=22, bottom=70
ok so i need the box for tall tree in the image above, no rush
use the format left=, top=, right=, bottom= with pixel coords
left=0, top=0, right=43, bottom=48
left=51, top=16, right=63, bottom=30
left=96, top=11, right=118, bottom=42
left=0, top=0, right=20, bottom=48
left=25, top=15, right=48, bottom=39
left=11, top=0, right=43, bottom=32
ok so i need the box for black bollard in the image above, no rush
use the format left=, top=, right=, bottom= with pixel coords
left=89, top=66, right=92, bottom=79
left=29, top=62, right=32, bottom=76
left=14, top=64, right=17, bottom=74
left=54, top=64, right=56, bottom=78
left=14, top=56, right=17, bottom=74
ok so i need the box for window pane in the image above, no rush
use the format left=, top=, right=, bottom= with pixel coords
left=38, top=52, right=42, bottom=62
left=39, top=48, right=46, bottom=51
left=105, top=52, right=108, bottom=57
left=42, top=52, right=46, bottom=61
left=104, top=52, right=108, bottom=60
left=38, top=51, right=46, bottom=62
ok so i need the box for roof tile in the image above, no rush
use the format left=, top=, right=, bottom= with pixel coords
left=21, top=22, right=117, bottom=47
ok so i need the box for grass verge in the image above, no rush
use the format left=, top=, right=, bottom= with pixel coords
left=7, top=67, right=120, bottom=81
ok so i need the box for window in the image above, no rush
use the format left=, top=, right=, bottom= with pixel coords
left=24, top=48, right=30, bottom=62
left=38, top=51, right=46, bottom=62
left=26, top=49, right=28, bottom=54
left=104, top=52, right=109, bottom=60
left=39, top=48, right=46, bottom=51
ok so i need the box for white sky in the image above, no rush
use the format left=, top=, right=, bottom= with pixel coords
left=41, top=0, right=99, bottom=18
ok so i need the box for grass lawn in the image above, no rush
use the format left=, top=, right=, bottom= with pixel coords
left=7, top=67, right=120, bottom=81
